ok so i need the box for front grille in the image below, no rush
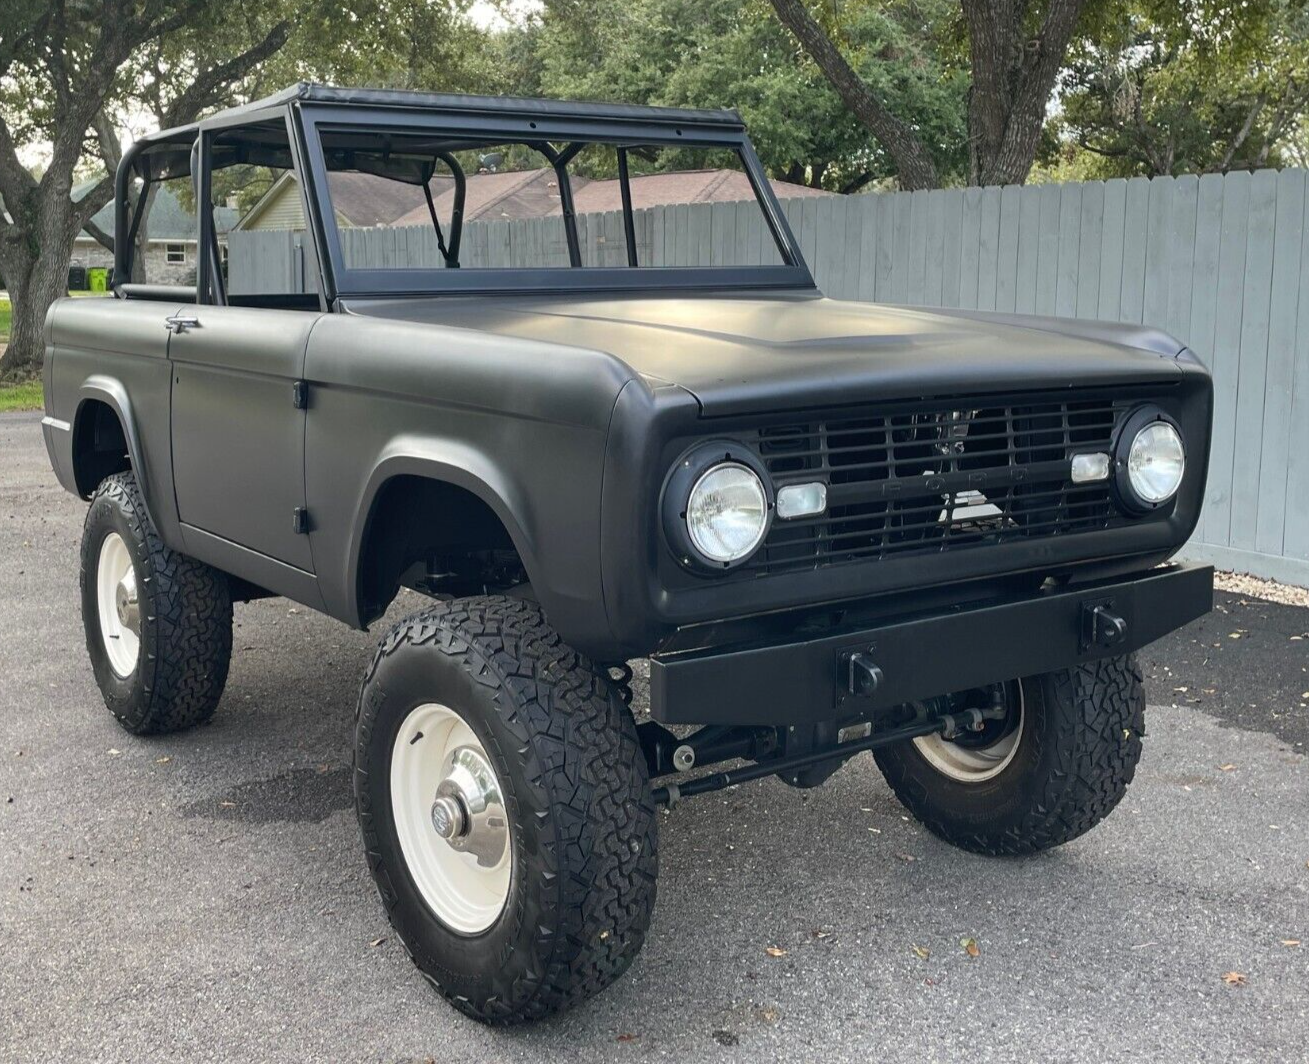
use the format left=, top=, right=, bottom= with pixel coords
left=743, top=394, right=1129, bottom=574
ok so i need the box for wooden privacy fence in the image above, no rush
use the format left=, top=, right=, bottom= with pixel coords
left=228, top=167, right=1309, bottom=586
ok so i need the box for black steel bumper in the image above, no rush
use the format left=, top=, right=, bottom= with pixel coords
left=649, top=563, right=1213, bottom=726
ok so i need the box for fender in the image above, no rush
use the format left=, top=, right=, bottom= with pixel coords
left=73, top=378, right=159, bottom=525
left=343, top=439, right=543, bottom=629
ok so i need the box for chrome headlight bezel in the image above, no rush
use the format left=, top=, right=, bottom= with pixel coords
left=662, top=441, right=774, bottom=572
left=1114, top=405, right=1186, bottom=514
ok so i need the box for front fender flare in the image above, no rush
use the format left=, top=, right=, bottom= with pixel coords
left=344, top=440, right=541, bottom=628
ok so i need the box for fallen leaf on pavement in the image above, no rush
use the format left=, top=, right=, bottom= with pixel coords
left=107, top=748, right=121, bottom=756
left=961, top=937, right=980, bottom=958
left=1222, top=971, right=1247, bottom=986
left=896, top=852, right=916, bottom=862
left=765, top=946, right=787, bottom=957
left=369, top=937, right=385, bottom=948
left=155, top=756, right=171, bottom=764
left=1281, top=940, right=1301, bottom=948
left=1219, top=764, right=1235, bottom=771
left=616, top=1033, right=637, bottom=1042
left=912, top=944, right=930, bottom=960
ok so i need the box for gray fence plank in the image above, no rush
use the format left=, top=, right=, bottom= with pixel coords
left=1014, top=185, right=1042, bottom=314
left=995, top=185, right=1022, bottom=312
left=1074, top=182, right=1103, bottom=317
left=1097, top=179, right=1127, bottom=320
left=1254, top=169, right=1305, bottom=555
left=940, top=190, right=964, bottom=308
left=1141, top=176, right=1174, bottom=330
left=958, top=187, right=983, bottom=309
left=1165, top=175, right=1199, bottom=343
left=1055, top=182, right=1082, bottom=317
left=1286, top=176, right=1309, bottom=562
left=1119, top=177, right=1151, bottom=322
left=1187, top=173, right=1227, bottom=542
left=1035, top=184, right=1061, bottom=314
left=975, top=186, right=1002, bottom=311
left=1229, top=169, right=1279, bottom=551
left=1205, top=170, right=1253, bottom=545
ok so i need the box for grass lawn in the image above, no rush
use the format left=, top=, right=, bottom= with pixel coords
left=0, top=378, right=43, bottom=413
left=0, top=298, right=10, bottom=343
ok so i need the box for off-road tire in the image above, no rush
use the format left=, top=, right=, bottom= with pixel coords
left=874, top=656, right=1146, bottom=855
left=80, top=471, right=232, bottom=735
left=354, top=596, right=658, bottom=1025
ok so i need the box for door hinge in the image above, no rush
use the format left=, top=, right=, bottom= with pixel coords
left=292, top=380, right=309, bottom=409
left=292, top=507, right=310, bottom=535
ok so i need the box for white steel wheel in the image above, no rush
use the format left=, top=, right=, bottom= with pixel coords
left=390, top=703, right=512, bottom=935
left=96, top=532, right=141, bottom=678
left=912, top=683, right=1026, bottom=783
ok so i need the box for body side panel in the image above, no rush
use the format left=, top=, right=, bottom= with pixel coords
left=302, top=314, right=632, bottom=655
left=45, top=297, right=186, bottom=545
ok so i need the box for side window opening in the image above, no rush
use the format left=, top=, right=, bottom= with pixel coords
left=212, top=119, right=321, bottom=308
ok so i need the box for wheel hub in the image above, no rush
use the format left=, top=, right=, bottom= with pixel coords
left=115, top=568, right=140, bottom=634
left=431, top=746, right=507, bottom=868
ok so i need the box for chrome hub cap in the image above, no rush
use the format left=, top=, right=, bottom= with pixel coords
left=96, top=533, right=140, bottom=677
left=913, top=684, right=1025, bottom=783
left=391, top=703, right=511, bottom=934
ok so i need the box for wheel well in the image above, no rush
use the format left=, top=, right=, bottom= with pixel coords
left=72, top=399, right=131, bottom=496
left=357, top=475, right=526, bottom=625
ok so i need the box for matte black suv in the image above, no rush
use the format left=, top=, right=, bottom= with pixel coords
left=42, top=84, right=1213, bottom=1024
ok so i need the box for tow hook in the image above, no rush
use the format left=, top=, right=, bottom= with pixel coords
left=1081, top=601, right=1128, bottom=652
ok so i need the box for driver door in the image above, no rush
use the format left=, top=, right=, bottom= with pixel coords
left=169, top=114, right=322, bottom=573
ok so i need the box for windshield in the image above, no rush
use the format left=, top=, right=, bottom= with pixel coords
left=307, top=124, right=808, bottom=290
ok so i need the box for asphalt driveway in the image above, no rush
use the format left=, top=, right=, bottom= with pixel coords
left=1, top=411, right=1306, bottom=1063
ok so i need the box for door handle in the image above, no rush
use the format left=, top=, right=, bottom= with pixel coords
left=164, top=313, right=201, bottom=334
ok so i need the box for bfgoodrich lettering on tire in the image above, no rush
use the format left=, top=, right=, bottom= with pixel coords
left=874, top=656, right=1146, bottom=856
left=353, top=596, right=658, bottom=1024
left=80, top=471, right=233, bottom=735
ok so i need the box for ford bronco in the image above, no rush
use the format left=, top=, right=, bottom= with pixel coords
left=42, top=84, right=1213, bottom=1024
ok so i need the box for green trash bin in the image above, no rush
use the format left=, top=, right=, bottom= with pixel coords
left=87, top=267, right=108, bottom=292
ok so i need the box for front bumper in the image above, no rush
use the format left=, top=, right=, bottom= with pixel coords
left=649, top=562, right=1213, bottom=726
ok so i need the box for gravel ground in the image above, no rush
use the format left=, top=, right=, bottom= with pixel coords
left=1, top=411, right=1306, bottom=1063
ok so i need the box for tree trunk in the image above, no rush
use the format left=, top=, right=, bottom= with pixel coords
left=0, top=249, right=67, bottom=380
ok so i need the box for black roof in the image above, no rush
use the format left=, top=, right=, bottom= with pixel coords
left=137, top=82, right=744, bottom=151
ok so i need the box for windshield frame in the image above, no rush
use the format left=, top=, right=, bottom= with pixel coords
left=297, top=103, right=815, bottom=299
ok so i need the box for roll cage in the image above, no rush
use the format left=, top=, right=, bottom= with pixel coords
left=111, top=83, right=815, bottom=306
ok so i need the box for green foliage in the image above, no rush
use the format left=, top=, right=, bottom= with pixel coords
left=534, top=0, right=967, bottom=189
left=1052, top=0, right=1309, bottom=177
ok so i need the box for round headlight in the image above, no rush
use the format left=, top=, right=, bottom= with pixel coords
left=1127, top=420, right=1186, bottom=504
left=686, top=462, right=769, bottom=564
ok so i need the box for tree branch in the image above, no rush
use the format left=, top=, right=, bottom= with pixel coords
left=765, top=0, right=939, bottom=189
left=158, top=19, right=292, bottom=128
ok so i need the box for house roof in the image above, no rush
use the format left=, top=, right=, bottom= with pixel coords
left=73, top=179, right=238, bottom=242
left=235, top=170, right=447, bottom=231
left=571, top=169, right=832, bottom=214
left=390, top=168, right=833, bottom=227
